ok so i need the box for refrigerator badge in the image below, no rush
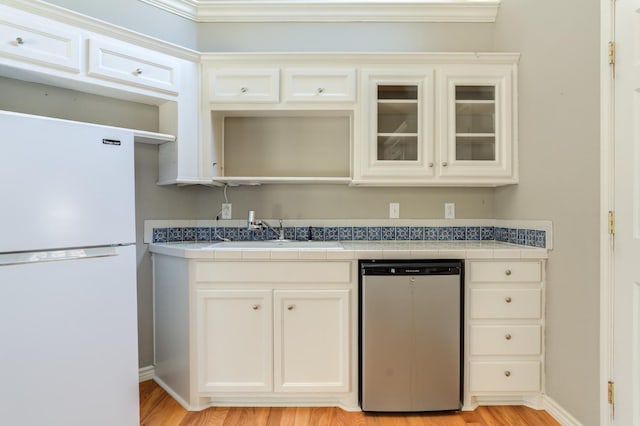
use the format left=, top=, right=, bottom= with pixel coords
left=102, top=139, right=121, bottom=146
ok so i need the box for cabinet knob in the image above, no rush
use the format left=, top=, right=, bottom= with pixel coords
left=15, top=37, right=24, bottom=45
left=505, top=296, right=512, bottom=303
left=252, top=304, right=259, bottom=310
left=505, top=269, right=512, bottom=276
left=133, top=68, right=143, bottom=76
left=287, top=304, right=295, bottom=311
left=442, top=162, right=448, bottom=167
left=504, top=370, right=511, bottom=377
left=317, top=87, right=325, bottom=94
left=505, top=333, right=512, bottom=340
left=240, top=87, right=248, bottom=93
left=428, top=162, right=434, bottom=168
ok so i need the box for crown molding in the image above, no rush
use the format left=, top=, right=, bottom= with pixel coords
left=138, top=0, right=500, bottom=23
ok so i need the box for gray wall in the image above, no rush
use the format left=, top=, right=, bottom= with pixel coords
left=493, top=1, right=601, bottom=423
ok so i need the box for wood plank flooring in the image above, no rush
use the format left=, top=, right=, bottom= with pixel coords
left=140, top=381, right=560, bottom=426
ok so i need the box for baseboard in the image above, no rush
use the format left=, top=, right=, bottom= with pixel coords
left=138, top=365, right=155, bottom=383
left=542, top=395, right=583, bottom=426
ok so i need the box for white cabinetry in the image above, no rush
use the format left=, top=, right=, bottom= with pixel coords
left=283, top=68, right=356, bottom=103
left=87, top=38, right=179, bottom=94
left=0, top=5, right=81, bottom=73
left=466, top=260, right=545, bottom=408
left=354, top=57, right=518, bottom=186
left=196, top=289, right=273, bottom=392
left=153, top=255, right=357, bottom=411
left=207, top=68, right=280, bottom=103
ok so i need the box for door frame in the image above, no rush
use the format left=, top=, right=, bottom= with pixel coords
left=600, top=0, right=614, bottom=425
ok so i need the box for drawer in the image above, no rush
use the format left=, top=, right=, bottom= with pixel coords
left=470, top=361, right=540, bottom=392
left=195, top=261, right=352, bottom=284
left=87, top=39, right=179, bottom=94
left=470, top=261, right=541, bottom=283
left=283, top=68, right=356, bottom=102
left=0, top=7, right=81, bottom=72
left=470, top=325, right=541, bottom=355
left=208, top=68, right=279, bottom=103
left=470, top=288, right=541, bottom=319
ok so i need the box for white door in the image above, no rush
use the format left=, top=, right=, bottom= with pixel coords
left=612, top=0, right=640, bottom=423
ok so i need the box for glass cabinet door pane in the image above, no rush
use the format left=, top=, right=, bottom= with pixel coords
left=455, top=85, right=496, bottom=161
left=377, top=84, right=419, bottom=161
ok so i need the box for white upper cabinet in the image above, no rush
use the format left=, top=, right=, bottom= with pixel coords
left=283, top=68, right=356, bottom=103
left=0, top=5, right=81, bottom=73
left=438, top=65, right=515, bottom=181
left=87, top=38, right=180, bottom=95
left=354, top=57, right=518, bottom=186
left=356, top=70, right=435, bottom=181
left=207, top=68, right=280, bottom=103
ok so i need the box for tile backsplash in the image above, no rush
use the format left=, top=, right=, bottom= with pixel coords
left=147, top=220, right=550, bottom=249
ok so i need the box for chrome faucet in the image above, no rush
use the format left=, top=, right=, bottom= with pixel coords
left=247, top=210, right=285, bottom=240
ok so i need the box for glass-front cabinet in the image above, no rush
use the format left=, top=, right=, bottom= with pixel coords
left=354, top=62, right=517, bottom=186
left=356, top=71, right=435, bottom=182
left=439, top=65, right=515, bottom=180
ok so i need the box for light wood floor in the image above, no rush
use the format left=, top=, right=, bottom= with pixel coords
left=140, top=381, right=560, bottom=426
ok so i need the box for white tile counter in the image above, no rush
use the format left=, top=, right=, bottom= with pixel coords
left=148, top=240, right=548, bottom=260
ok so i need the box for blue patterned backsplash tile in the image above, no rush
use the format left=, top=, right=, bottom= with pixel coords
left=151, top=224, right=548, bottom=249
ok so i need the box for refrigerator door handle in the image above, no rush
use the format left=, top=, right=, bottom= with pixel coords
left=0, top=246, right=120, bottom=266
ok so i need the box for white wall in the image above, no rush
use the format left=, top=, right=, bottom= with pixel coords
left=493, top=1, right=601, bottom=424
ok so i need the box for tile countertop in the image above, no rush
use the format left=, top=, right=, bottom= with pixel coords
left=148, top=241, right=548, bottom=261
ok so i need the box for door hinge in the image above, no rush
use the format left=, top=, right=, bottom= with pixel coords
left=608, top=211, right=616, bottom=235
left=608, top=381, right=615, bottom=404
left=609, top=41, right=616, bottom=65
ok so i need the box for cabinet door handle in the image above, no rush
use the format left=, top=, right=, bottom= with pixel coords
left=428, top=162, right=434, bottom=168
left=240, top=87, right=248, bottom=93
left=505, top=269, right=512, bottom=276
left=287, top=304, right=295, bottom=311
left=505, top=296, right=512, bottom=303
left=15, top=37, right=24, bottom=45
left=505, top=333, right=512, bottom=340
left=504, top=370, right=511, bottom=377
left=317, top=87, right=325, bottom=94
left=442, top=162, right=448, bottom=167
left=133, top=68, right=143, bottom=76
left=252, top=304, right=259, bottom=310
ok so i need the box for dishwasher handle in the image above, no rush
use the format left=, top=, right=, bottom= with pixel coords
left=361, top=264, right=461, bottom=276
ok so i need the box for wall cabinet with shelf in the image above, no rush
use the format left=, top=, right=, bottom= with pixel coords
left=0, top=2, right=205, bottom=186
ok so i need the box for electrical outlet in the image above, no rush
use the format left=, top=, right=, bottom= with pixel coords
left=389, top=202, right=400, bottom=219
left=221, top=203, right=232, bottom=219
left=445, top=203, right=455, bottom=219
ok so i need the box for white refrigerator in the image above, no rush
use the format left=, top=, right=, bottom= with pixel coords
left=0, top=111, right=140, bottom=426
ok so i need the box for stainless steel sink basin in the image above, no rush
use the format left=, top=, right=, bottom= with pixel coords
left=209, top=240, right=343, bottom=249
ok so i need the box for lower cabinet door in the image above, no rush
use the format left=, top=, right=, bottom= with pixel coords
left=196, top=289, right=273, bottom=393
left=273, top=289, right=350, bottom=393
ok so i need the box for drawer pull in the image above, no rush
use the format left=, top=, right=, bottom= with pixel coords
left=505, top=269, right=512, bottom=276
left=252, top=304, right=259, bottom=310
left=133, top=68, right=143, bottom=76
left=504, top=370, right=511, bottom=377
left=505, top=296, right=512, bottom=303
left=287, top=304, right=295, bottom=311
left=240, top=87, right=248, bottom=93
left=317, top=87, right=325, bottom=94
left=505, top=333, right=512, bottom=340
left=15, top=37, right=24, bottom=45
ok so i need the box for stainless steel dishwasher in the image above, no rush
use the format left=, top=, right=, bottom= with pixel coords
left=359, top=259, right=463, bottom=412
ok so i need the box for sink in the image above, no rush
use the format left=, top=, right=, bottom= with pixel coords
left=209, top=240, right=343, bottom=249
